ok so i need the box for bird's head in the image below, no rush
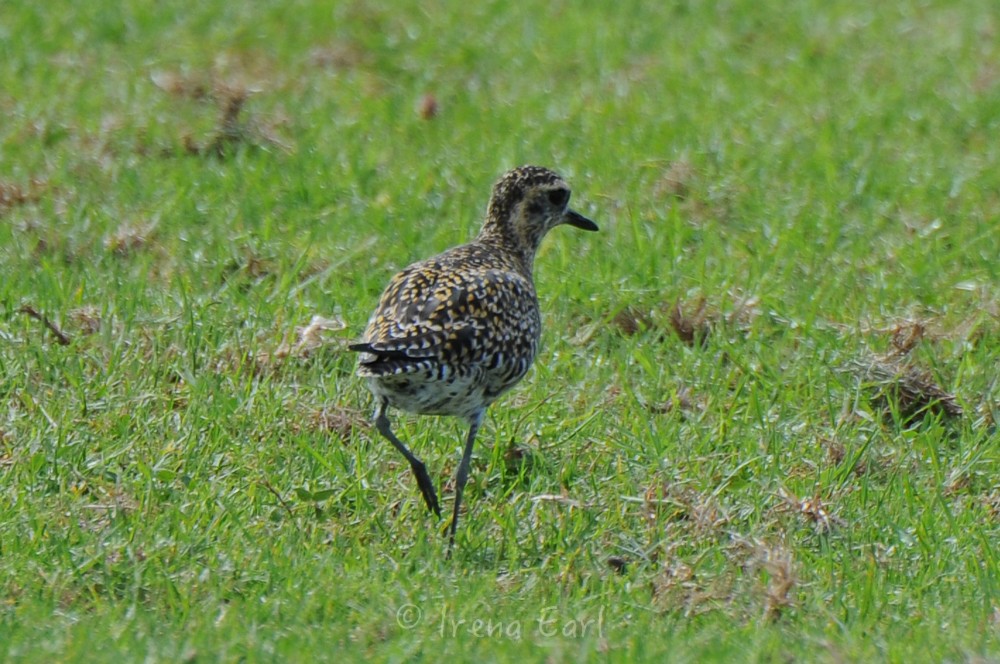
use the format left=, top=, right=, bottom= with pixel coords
left=478, top=166, right=597, bottom=265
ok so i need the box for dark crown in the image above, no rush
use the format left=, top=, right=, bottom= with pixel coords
left=486, top=166, right=566, bottom=222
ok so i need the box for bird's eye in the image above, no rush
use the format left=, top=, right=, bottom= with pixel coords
left=547, top=189, right=570, bottom=207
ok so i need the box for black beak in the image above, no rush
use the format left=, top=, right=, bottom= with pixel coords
left=563, top=209, right=598, bottom=232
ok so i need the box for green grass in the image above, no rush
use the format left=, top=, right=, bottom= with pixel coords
left=2, top=0, right=999, bottom=660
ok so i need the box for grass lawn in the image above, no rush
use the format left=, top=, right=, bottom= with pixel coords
left=2, top=0, right=999, bottom=660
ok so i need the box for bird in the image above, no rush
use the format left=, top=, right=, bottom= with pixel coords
left=348, top=165, right=597, bottom=552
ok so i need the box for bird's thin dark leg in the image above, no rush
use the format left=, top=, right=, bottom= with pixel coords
left=447, top=409, right=484, bottom=554
left=374, top=399, right=441, bottom=517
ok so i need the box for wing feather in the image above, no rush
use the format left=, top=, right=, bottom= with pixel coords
left=349, top=245, right=538, bottom=377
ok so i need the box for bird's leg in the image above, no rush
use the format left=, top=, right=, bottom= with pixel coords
left=447, top=409, right=484, bottom=555
left=374, top=399, right=441, bottom=517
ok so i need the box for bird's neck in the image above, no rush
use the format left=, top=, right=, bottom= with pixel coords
left=476, top=223, right=537, bottom=278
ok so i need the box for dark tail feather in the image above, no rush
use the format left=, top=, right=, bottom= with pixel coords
left=348, top=342, right=407, bottom=360
left=348, top=342, right=428, bottom=364
left=347, top=337, right=434, bottom=362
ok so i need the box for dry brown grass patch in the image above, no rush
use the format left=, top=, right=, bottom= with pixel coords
left=417, top=93, right=439, bottom=120
left=69, top=306, right=102, bottom=335
left=272, top=314, right=347, bottom=360
left=642, top=480, right=729, bottom=537
left=776, top=486, right=845, bottom=534
left=311, top=406, right=370, bottom=442
left=308, top=40, right=372, bottom=70
left=755, top=543, right=796, bottom=622
left=667, top=294, right=759, bottom=347
left=654, top=158, right=695, bottom=200
left=106, top=220, right=157, bottom=257
left=0, top=179, right=45, bottom=215
left=848, top=353, right=962, bottom=421
left=151, top=73, right=291, bottom=157
left=648, top=385, right=703, bottom=416
left=819, top=435, right=871, bottom=477
left=612, top=305, right=655, bottom=337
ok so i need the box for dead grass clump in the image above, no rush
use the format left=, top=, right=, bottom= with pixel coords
left=981, top=491, right=1000, bottom=521
left=223, top=247, right=277, bottom=284
left=648, top=385, right=703, bottom=417
left=668, top=297, right=713, bottom=347
left=69, top=306, right=102, bottom=335
left=77, top=485, right=140, bottom=534
left=151, top=74, right=291, bottom=158
left=272, top=315, right=347, bottom=360
left=650, top=559, right=695, bottom=607
left=862, top=309, right=998, bottom=355
left=308, top=41, right=371, bottom=70
left=642, top=481, right=729, bottom=536
left=821, top=435, right=845, bottom=466
left=311, top=406, right=370, bottom=442
left=105, top=220, right=157, bottom=257
left=819, top=436, right=870, bottom=477
left=942, top=469, right=972, bottom=498
left=654, top=158, right=695, bottom=200
left=650, top=554, right=734, bottom=617
left=417, top=93, right=439, bottom=120
left=0, top=179, right=45, bottom=215
left=848, top=353, right=962, bottom=421
left=776, top=486, right=845, bottom=534
left=0, top=429, right=13, bottom=467
left=612, top=305, right=655, bottom=337
left=212, top=315, right=348, bottom=378
left=727, top=536, right=798, bottom=622
left=667, top=294, right=760, bottom=347
left=151, top=70, right=213, bottom=101
left=573, top=293, right=758, bottom=347
left=755, top=543, right=796, bottom=622
left=888, top=319, right=926, bottom=356
left=503, top=441, right=543, bottom=478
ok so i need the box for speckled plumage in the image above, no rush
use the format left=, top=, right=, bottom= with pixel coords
left=353, top=244, right=539, bottom=420
left=349, top=165, right=597, bottom=552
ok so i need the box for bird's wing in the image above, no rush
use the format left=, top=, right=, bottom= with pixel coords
left=349, top=260, right=536, bottom=374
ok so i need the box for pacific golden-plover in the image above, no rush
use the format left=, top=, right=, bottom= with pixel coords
left=349, top=165, right=597, bottom=550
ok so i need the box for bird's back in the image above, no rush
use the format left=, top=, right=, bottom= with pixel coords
left=352, top=241, right=541, bottom=418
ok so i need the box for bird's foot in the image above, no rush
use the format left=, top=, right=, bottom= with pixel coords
left=410, top=460, right=441, bottom=517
